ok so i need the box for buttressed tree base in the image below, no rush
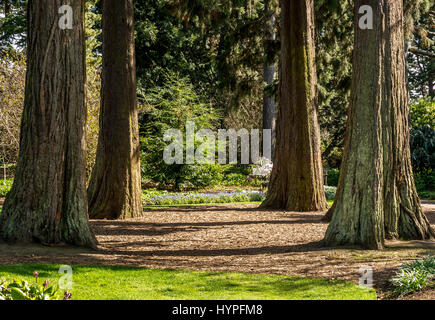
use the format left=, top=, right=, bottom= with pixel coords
left=0, top=0, right=97, bottom=248
left=324, top=0, right=435, bottom=249
left=261, top=0, right=328, bottom=212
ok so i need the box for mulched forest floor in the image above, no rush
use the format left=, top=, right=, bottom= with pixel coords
left=0, top=198, right=434, bottom=300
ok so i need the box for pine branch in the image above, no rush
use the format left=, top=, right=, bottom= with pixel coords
left=408, top=46, right=435, bottom=58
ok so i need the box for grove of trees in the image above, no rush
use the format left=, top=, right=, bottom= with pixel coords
left=0, top=0, right=433, bottom=249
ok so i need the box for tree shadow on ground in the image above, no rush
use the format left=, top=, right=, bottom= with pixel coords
left=92, top=215, right=326, bottom=237
left=0, top=204, right=434, bottom=300
left=100, top=240, right=328, bottom=257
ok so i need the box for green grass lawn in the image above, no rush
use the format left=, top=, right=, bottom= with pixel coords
left=0, top=264, right=376, bottom=300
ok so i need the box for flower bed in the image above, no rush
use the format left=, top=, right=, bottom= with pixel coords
left=143, top=190, right=265, bottom=206
left=0, top=270, right=71, bottom=300
left=142, top=186, right=337, bottom=207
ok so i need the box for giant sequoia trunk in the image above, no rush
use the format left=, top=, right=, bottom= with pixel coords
left=0, top=0, right=97, bottom=247
left=87, top=0, right=142, bottom=220
left=261, top=0, right=327, bottom=211
left=324, top=0, right=435, bottom=249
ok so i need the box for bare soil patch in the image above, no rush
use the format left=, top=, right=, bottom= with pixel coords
left=0, top=200, right=434, bottom=300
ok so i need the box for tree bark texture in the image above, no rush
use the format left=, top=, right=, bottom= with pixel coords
left=87, top=0, right=142, bottom=220
left=261, top=0, right=327, bottom=212
left=324, top=0, right=435, bottom=249
left=0, top=0, right=97, bottom=248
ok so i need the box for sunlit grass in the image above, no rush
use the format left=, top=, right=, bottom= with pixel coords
left=0, top=264, right=376, bottom=300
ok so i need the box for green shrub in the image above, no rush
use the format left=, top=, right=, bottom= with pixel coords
left=414, top=170, right=435, bottom=191
left=324, top=186, right=337, bottom=201
left=0, top=179, right=13, bottom=197
left=390, top=269, right=431, bottom=296
left=390, top=255, right=435, bottom=297
left=414, top=170, right=435, bottom=199
left=220, top=173, right=252, bottom=186
left=410, top=126, right=435, bottom=172
left=409, top=100, right=435, bottom=185
left=218, top=165, right=268, bottom=187
left=326, top=168, right=339, bottom=187
left=418, top=190, right=435, bottom=200
left=177, top=164, right=222, bottom=190
left=414, top=172, right=426, bottom=191
left=410, top=99, right=435, bottom=129
left=139, top=72, right=220, bottom=190
left=402, top=256, right=435, bottom=274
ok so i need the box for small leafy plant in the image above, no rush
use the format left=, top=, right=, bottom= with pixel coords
left=0, top=270, right=71, bottom=300
left=0, top=179, right=13, bottom=197
left=390, top=255, right=435, bottom=297
left=324, top=186, right=337, bottom=201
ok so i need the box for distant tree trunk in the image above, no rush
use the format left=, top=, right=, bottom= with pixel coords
left=324, top=0, right=435, bottom=249
left=261, top=0, right=327, bottom=212
left=4, top=1, right=11, bottom=17
left=2, top=148, right=6, bottom=183
left=87, top=0, right=142, bottom=220
left=0, top=0, right=97, bottom=248
left=263, top=0, right=276, bottom=160
left=429, top=76, right=434, bottom=98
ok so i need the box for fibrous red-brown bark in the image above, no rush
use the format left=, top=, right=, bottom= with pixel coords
left=261, top=0, right=328, bottom=212
left=0, top=0, right=97, bottom=248
left=87, top=0, right=142, bottom=220
left=324, top=0, right=434, bottom=249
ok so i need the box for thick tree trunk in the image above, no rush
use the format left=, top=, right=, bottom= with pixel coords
left=263, top=0, right=276, bottom=160
left=87, top=0, right=142, bottom=220
left=324, top=0, right=435, bottom=249
left=261, top=0, right=327, bottom=212
left=0, top=0, right=97, bottom=248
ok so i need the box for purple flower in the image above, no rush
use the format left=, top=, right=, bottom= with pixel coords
left=33, top=271, right=39, bottom=278
left=64, top=291, right=72, bottom=300
left=43, top=280, right=50, bottom=287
